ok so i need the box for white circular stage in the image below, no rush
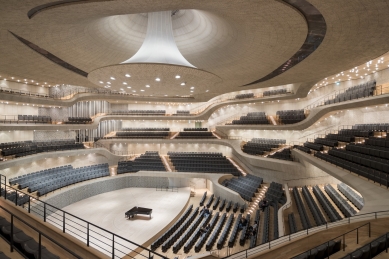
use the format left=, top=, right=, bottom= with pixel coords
left=53, top=187, right=191, bottom=256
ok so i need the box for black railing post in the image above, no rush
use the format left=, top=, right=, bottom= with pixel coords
left=87, top=223, right=90, bottom=246
left=39, top=233, right=42, bottom=259
left=10, top=215, right=13, bottom=252
left=369, top=222, right=371, bottom=237
left=343, top=234, right=346, bottom=251
left=43, top=203, right=46, bottom=222
left=28, top=197, right=30, bottom=213
left=112, top=234, right=115, bottom=259
left=63, top=211, right=66, bottom=233
left=357, top=228, right=359, bottom=244
left=15, top=191, right=18, bottom=206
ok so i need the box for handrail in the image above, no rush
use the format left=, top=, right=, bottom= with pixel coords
left=0, top=174, right=168, bottom=259
left=293, top=222, right=371, bottom=258
left=223, top=209, right=389, bottom=258
left=0, top=204, right=82, bottom=258
left=304, top=84, right=388, bottom=111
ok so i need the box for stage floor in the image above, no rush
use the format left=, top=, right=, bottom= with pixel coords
left=50, top=187, right=191, bottom=257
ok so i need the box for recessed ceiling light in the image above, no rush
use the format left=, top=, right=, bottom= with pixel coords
left=110, top=77, right=115, bottom=80
left=190, top=91, right=193, bottom=93
left=181, top=83, right=185, bottom=86
left=145, top=85, right=150, bottom=88
left=206, top=90, right=209, bottom=92
left=120, top=88, right=123, bottom=90
left=132, top=90, right=136, bottom=92
left=155, top=78, right=160, bottom=82
left=125, top=74, right=131, bottom=77
left=123, top=82, right=127, bottom=85
left=127, top=86, right=131, bottom=89
left=190, top=86, right=194, bottom=89
left=165, top=95, right=168, bottom=96
left=99, top=81, right=104, bottom=84
left=107, top=82, right=111, bottom=84
left=141, top=89, right=145, bottom=92
left=175, top=75, right=180, bottom=79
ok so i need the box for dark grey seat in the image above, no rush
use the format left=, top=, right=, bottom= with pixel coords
left=0, top=252, right=11, bottom=259
left=33, top=247, right=60, bottom=259
left=22, top=239, right=44, bottom=255
left=13, top=231, right=33, bottom=244
left=351, top=250, right=362, bottom=259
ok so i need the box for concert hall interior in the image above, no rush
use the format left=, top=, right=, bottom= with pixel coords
left=1, top=1, right=389, bottom=259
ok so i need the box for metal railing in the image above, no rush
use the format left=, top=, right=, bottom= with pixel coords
left=155, top=186, right=178, bottom=192
left=293, top=222, right=371, bottom=258
left=222, top=210, right=389, bottom=258
left=0, top=205, right=82, bottom=259
left=0, top=175, right=168, bottom=259
left=304, top=84, right=388, bottom=111
left=0, top=86, right=194, bottom=101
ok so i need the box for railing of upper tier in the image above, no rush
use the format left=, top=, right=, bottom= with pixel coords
left=0, top=86, right=194, bottom=100
left=0, top=204, right=82, bottom=258
left=222, top=210, right=389, bottom=259
left=293, top=222, right=372, bottom=259
left=304, top=84, right=389, bottom=111
left=191, top=89, right=293, bottom=115
left=0, top=175, right=168, bottom=259
left=0, top=115, right=95, bottom=125
left=296, top=124, right=388, bottom=145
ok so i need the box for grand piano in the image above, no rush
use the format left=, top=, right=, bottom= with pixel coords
left=125, top=206, right=152, bottom=219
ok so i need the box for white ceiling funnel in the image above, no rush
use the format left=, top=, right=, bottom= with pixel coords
left=122, top=11, right=195, bottom=68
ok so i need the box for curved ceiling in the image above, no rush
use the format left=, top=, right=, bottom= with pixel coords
left=1, top=0, right=389, bottom=101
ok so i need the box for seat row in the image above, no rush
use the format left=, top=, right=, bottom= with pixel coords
left=0, top=216, right=59, bottom=259
left=347, top=143, right=389, bottom=160
left=294, top=145, right=311, bottom=154
left=117, top=152, right=166, bottom=174
left=293, top=187, right=311, bottom=230
left=263, top=88, right=288, bottom=96
left=168, top=152, right=223, bottom=157
left=161, top=207, right=199, bottom=252
left=249, top=138, right=286, bottom=144
left=115, top=131, right=170, bottom=138
left=17, top=115, right=52, bottom=123
left=315, top=152, right=389, bottom=187
left=340, top=232, right=388, bottom=259
left=175, top=131, right=216, bottom=139
left=217, top=214, right=234, bottom=249
left=324, top=185, right=356, bottom=217
left=120, top=127, right=170, bottom=131
left=352, top=123, right=389, bottom=131
left=9, top=163, right=109, bottom=196
left=302, top=186, right=326, bottom=226
left=206, top=213, right=226, bottom=251
left=183, top=212, right=212, bottom=253
left=267, top=148, right=293, bottom=161
left=337, top=183, right=363, bottom=210
left=235, top=93, right=254, bottom=99
left=65, top=117, right=92, bottom=124
left=195, top=212, right=220, bottom=252
left=312, top=185, right=342, bottom=222
left=365, top=137, right=389, bottom=148
left=326, top=133, right=355, bottom=143
left=304, top=142, right=323, bottom=151
left=292, top=239, right=341, bottom=259
left=183, top=128, right=208, bottom=131
left=173, top=210, right=205, bottom=253
left=314, top=138, right=338, bottom=147
left=151, top=205, right=193, bottom=250
left=261, top=206, right=270, bottom=244
left=1, top=143, right=83, bottom=157
left=265, top=182, right=286, bottom=204
left=108, top=110, right=166, bottom=115
left=288, top=213, right=297, bottom=234
left=329, top=149, right=389, bottom=174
